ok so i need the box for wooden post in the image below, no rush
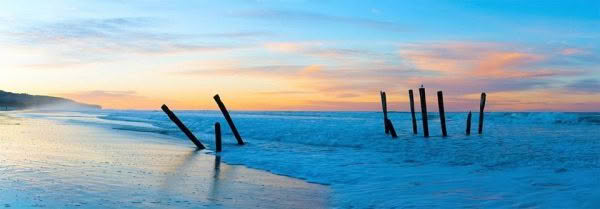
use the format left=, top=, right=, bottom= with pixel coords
left=419, top=87, right=429, bottom=137
left=213, top=94, right=245, bottom=145
left=380, top=91, right=389, bottom=134
left=478, top=93, right=486, bottom=134
left=161, top=104, right=206, bottom=149
left=385, top=119, right=398, bottom=138
left=215, top=122, right=222, bottom=152
left=437, top=91, right=447, bottom=137
left=408, top=89, right=418, bottom=134
left=466, top=111, right=472, bottom=135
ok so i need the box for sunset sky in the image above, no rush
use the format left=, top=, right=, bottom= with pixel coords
left=0, top=0, right=598, bottom=111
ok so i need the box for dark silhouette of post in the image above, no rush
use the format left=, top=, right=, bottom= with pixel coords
left=385, top=119, right=398, bottom=138
left=213, top=94, right=245, bottom=145
left=437, top=91, right=447, bottom=137
left=215, top=122, right=222, bottom=152
left=466, top=111, right=472, bottom=135
left=380, top=91, right=389, bottom=134
left=478, top=93, right=486, bottom=134
left=419, top=87, right=429, bottom=137
left=408, top=89, right=418, bottom=134
left=161, top=104, right=205, bottom=149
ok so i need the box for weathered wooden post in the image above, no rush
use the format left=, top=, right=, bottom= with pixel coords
left=161, top=104, right=206, bottom=149
left=437, top=91, right=447, bottom=137
left=419, top=86, right=429, bottom=137
left=408, top=89, right=418, bottom=134
left=385, top=119, right=398, bottom=138
left=215, top=122, right=222, bottom=152
left=478, top=93, right=486, bottom=134
left=380, top=91, right=389, bottom=134
left=466, top=111, right=472, bottom=135
left=213, top=94, right=245, bottom=145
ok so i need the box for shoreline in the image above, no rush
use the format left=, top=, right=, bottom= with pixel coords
left=0, top=113, right=330, bottom=208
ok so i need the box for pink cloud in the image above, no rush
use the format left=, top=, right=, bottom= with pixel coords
left=263, top=41, right=373, bottom=59
left=560, top=48, right=584, bottom=56
left=473, top=52, right=545, bottom=78
left=399, top=41, right=572, bottom=79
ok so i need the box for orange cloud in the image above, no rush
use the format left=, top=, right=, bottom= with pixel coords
left=473, top=52, right=545, bottom=78
left=299, top=65, right=322, bottom=75
left=400, top=42, right=497, bottom=73
left=264, top=42, right=319, bottom=53
left=400, top=42, right=560, bottom=79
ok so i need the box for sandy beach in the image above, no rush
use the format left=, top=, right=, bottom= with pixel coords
left=0, top=113, right=330, bottom=208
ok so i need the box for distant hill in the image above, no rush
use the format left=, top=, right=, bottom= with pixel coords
left=0, top=90, right=101, bottom=110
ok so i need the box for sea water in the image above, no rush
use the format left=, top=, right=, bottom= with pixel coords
left=19, top=110, right=600, bottom=208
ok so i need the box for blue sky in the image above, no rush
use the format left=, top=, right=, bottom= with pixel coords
left=0, top=0, right=598, bottom=110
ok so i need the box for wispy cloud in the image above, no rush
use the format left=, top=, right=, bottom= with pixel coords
left=264, top=41, right=375, bottom=59
left=565, top=79, right=600, bottom=93
left=400, top=41, right=588, bottom=82
left=561, top=48, right=584, bottom=56
left=175, top=65, right=307, bottom=77
left=162, top=40, right=596, bottom=110
left=170, top=61, right=423, bottom=100
left=235, top=9, right=408, bottom=32
left=1, top=17, right=243, bottom=68
left=196, top=31, right=275, bottom=38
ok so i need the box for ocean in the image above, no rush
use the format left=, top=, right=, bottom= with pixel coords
left=18, top=110, right=600, bottom=208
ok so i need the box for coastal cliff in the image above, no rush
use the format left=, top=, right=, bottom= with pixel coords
left=0, top=90, right=101, bottom=110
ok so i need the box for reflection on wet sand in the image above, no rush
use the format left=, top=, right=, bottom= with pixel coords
left=0, top=113, right=330, bottom=209
left=208, top=155, right=222, bottom=205
left=158, top=149, right=201, bottom=192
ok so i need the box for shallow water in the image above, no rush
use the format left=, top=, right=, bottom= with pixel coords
left=14, top=111, right=600, bottom=208
left=0, top=114, right=329, bottom=209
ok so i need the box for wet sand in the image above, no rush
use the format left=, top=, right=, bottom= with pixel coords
left=0, top=113, right=330, bottom=208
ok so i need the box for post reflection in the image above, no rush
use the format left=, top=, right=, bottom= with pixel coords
left=158, top=150, right=200, bottom=191
left=214, top=155, right=221, bottom=176
left=208, top=155, right=222, bottom=204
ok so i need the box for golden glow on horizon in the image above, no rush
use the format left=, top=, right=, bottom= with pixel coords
left=1, top=39, right=597, bottom=111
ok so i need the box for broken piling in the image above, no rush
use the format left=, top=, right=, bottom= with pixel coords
left=409, top=89, right=418, bottom=134
left=213, top=94, right=245, bottom=145
left=437, top=91, right=447, bottom=137
left=466, top=111, right=472, bottom=135
left=161, top=104, right=206, bottom=149
left=380, top=91, right=389, bottom=134
left=478, top=93, right=486, bottom=134
left=419, top=87, right=429, bottom=137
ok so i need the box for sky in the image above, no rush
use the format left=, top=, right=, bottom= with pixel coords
left=0, top=0, right=598, bottom=111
